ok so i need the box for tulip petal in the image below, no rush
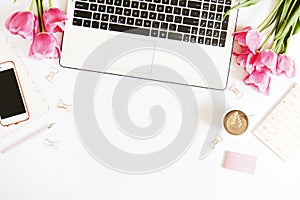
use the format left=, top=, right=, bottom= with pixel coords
left=244, top=71, right=271, bottom=95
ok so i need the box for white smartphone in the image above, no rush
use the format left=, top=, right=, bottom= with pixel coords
left=0, top=61, right=29, bottom=126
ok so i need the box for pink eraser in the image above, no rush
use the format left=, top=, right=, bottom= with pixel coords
left=223, top=151, right=257, bottom=174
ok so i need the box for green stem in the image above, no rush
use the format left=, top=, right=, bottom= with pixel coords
left=284, top=22, right=297, bottom=54
left=48, top=0, right=53, bottom=8
left=36, top=0, right=45, bottom=32
left=29, top=0, right=35, bottom=11
left=257, top=0, right=285, bottom=31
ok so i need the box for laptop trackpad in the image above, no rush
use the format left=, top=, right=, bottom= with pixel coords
left=85, top=36, right=155, bottom=75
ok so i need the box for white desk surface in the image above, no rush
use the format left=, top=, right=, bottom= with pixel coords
left=1, top=0, right=300, bottom=199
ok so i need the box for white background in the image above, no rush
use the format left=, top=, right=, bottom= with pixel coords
left=1, top=0, right=300, bottom=199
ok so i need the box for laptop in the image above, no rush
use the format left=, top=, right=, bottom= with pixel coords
left=60, top=0, right=238, bottom=89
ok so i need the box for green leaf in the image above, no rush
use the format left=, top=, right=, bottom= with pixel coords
left=293, top=17, right=300, bottom=35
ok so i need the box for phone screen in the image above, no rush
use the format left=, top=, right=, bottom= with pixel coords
left=0, top=68, right=26, bottom=119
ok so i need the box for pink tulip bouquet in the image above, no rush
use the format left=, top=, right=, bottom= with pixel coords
left=227, top=0, right=300, bottom=95
left=5, top=0, right=67, bottom=60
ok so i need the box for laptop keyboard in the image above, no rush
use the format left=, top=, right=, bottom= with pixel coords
left=72, top=0, right=232, bottom=47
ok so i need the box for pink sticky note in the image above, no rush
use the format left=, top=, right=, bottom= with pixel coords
left=223, top=151, right=257, bottom=174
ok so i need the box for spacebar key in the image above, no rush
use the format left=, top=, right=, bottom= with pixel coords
left=109, top=24, right=150, bottom=36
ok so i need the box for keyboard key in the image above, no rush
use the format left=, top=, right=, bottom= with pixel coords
left=174, top=7, right=181, bottom=14
left=207, top=21, right=214, bottom=28
left=140, top=2, right=147, bottom=10
left=72, top=18, right=82, bottom=26
left=212, top=38, right=218, bottom=46
left=198, top=37, right=204, bottom=44
left=210, top=3, right=217, bottom=11
left=209, top=12, right=215, bottom=20
left=188, top=1, right=201, bottom=9
left=159, top=31, right=167, bottom=38
left=135, top=19, right=143, bottom=26
left=165, top=6, right=173, bottom=13
left=191, top=27, right=198, bottom=34
left=201, top=11, right=208, bottom=19
left=132, top=10, right=140, bottom=17
left=100, top=22, right=108, bottom=29
left=191, top=10, right=200, bottom=17
left=148, top=4, right=156, bottom=11
left=203, top=3, right=209, bottom=10
left=74, top=10, right=92, bottom=19
left=217, top=5, right=223, bottom=12
left=178, top=25, right=190, bottom=33
left=152, top=21, right=160, bottom=28
left=175, top=16, right=182, bottom=23
left=206, top=29, right=212, bottom=36
left=141, top=11, right=149, bottom=18
left=218, top=0, right=224, bottom=3
left=199, top=28, right=205, bottom=35
left=75, top=2, right=89, bottom=10
left=109, top=24, right=150, bottom=36
left=151, top=29, right=159, bottom=37
left=114, top=0, right=122, bottom=6
left=154, top=0, right=161, bottom=3
left=205, top=38, right=211, bottom=45
left=107, top=6, right=114, bottom=13
left=157, top=5, right=164, bottom=12
left=149, top=12, right=157, bottom=20
left=90, top=3, right=98, bottom=11
left=106, top=0, right=113, bottom=4
left=158, top=14, right=165, bottom=21
left=161, top=22, right=168, bottom=30
left=171, top=0, right=178, bottom=5
left=98, top=5, right=106, bottom=12
left=101, top=14, right=109, bottom=21
left=183, top=17, right=199, bottom=26
left=97, top=0, right=104, bottom=3
left=222, top=16, right=229, bottom=30
left=200, top=20, right=207, bottom=27
left=124, top=8, right=131, bottom=16
left=216, top=13, right=222, bottom=21
left=132, top=1, right=139, bottom=8
left=127, top=17, right=134, bottom=25
left=169, top=24, right=177, bottom=31
left=118, top=16, right=126, bottom=23
left=166, top=15, right=174, bottom=22
left=213, top=30, right=220, bottom=37
left=83, top=20, right=91, bottom=27
left=123, top=0, right=130, bottom=7
left=115, top=7, right=123, bottom=15
left=109, top=15, right=118, bottom=22
left=162, top=0, right=170, bottom=4
left=219, top=38, right=225, bottom=47
left=144, top=20, right=151, bottom=27
left=214, top=22, right=221, bottom=29
left=92, top=21, right=99, bottom=28
left=93, top=12, right=100, bottom=20
left=183, top=34, right=189, bottom=42
left=220, top=31, right=227, bottom=39
left=168, top=32, right=182, bottom=40
left=178, top=0, right=187, bottom=7
left=182, top=8, right=190, bottom=16
left=225, top=0, right=232, bottom=5
left=190, top=35, right=197, bottom=43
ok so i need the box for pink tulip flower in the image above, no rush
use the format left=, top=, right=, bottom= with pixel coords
left=232, top=26, right=261, bottom=53
left=29, top=32, right=61, bottom=60
left=243, top=70, right=271, bottom=95
left=233, top=48, right=258, bottom=74
left=5, top=11, right=38, bottom=40
left=43, top=8, right=68, bottom=33
left=254, top=50, right=277, bottom=74
left=276, top=54, right=296, bottom=78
